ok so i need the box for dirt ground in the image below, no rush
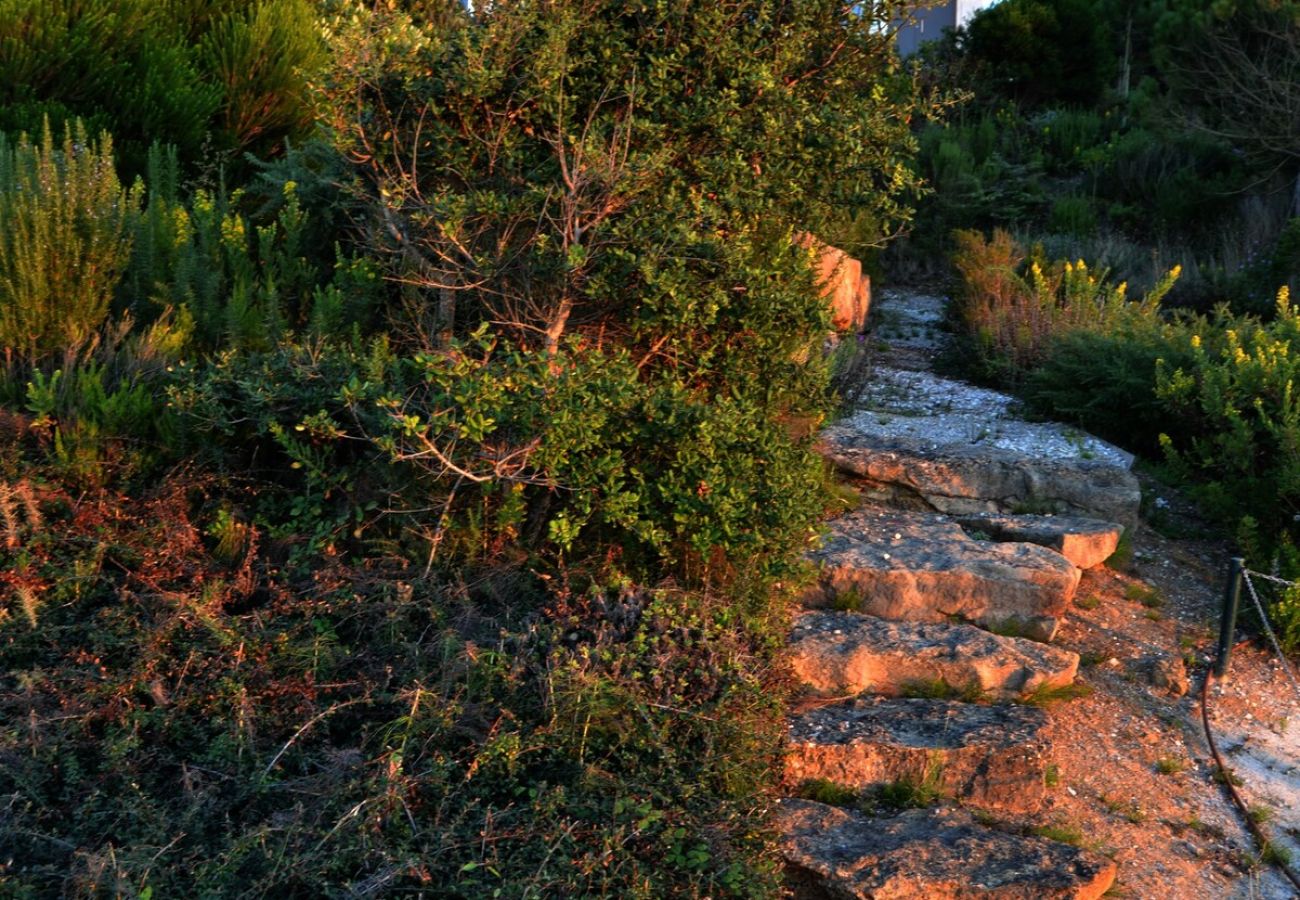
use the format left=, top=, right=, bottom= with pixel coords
left=1022, top=476, right=1300, bottom=899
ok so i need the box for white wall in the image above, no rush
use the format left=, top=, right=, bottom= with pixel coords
left=956, top=0, right=1002, bottom=27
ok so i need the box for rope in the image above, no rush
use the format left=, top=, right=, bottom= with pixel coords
left=1243, top=568, right=1298, bottom=588
left=1201, top=669, right=1300, bottom=893
left=1240, top=570, right=1300, bottom=708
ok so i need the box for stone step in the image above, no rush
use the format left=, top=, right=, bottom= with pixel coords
left=780, top=800, right=1117, bottom=900
left=786, top=698, right=1053, bottom=813
left=953, top=512, right=1122, bottom=570
left=807, top=510, right=1080, bottom=641
left=789, top=611, right=1079, bottom=700
left=819, top=368, right=1140, bottom=529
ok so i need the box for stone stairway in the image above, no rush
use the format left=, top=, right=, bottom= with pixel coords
left=779, top=292, right=1140, bottom=899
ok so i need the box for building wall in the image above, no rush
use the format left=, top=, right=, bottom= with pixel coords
left=896, top=0, right=1001, bottom=56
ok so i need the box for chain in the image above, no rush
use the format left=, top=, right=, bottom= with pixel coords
left=1240, top=570, right=1300, bottom=708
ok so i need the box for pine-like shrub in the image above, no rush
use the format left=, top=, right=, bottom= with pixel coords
left=0, top=122, right=141, bottom=363
left=0, top=0, right=324, bottom=172
left=199, top=0, right=326, bottom=155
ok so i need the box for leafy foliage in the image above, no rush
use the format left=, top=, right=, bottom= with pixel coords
left=962, top=0, right=1115, bottom=108
left=0, top=477, right=791, bottom=896
left=0, top=1, right=931, bottom=895
left=1157, top=288, right=1300, bottom=539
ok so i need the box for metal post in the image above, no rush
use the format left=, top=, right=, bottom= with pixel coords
left=1215, top=557, right=1245, bottom=679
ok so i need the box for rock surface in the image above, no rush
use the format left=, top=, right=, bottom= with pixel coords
left=780, top=800, right=1118, bottom=899
left=789, top=611, right=1079, bottom=699
left=786, top=698, right=1053, bottom=813
left=807, top=510, right=1081, bottom=641
left=953, top=512, right=1123, bottom=570
left=822, top=427, right=1142, bottom=531
left=851, top=367, right=1134, bottom=469
left=802, top=235, right=871, bottom=333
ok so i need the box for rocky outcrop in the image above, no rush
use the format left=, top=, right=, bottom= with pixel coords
left=807, top=510, right=1081, bottom=641
left=953, top=512, right=1123, bottom=570
left=801, top=235, right=871, bottom=333
left=786, top=698, right=1053, bottom=813
left=789, top=611, right=1079, bottom=699
left=781, top=800, right=1117, bottom=900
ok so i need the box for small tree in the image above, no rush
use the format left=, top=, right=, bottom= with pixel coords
left=1157, top=0, right=1300, bottom=213
left=321, top=0, right=926, bottom=353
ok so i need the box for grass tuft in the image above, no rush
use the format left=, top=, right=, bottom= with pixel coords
left=1018, top=681, right=1094, bottom=707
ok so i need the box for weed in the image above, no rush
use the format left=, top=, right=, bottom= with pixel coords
left=873, top=773, right=947, bottom=811
left=1075, top=594, right=1102, bottom=611
left=1213, top=766, right=1244, bottom=787
left=1011, top=497, right=1061, bottom=516
left=1031, top=823, right=1084, bottom=846
left=1101, top=794, right=1146, bottom=823
left=1155, top=757, right=1185, bottom=775
left=1248, top=804, right=1274, bottom=825
left=862, top=754, right=950, bottom=812
left=902, top=678, right=988, bottom=703
left=798, top=779, right=859, bottom=807
left=830, top=585, right=866, bottom=613
left=1044, top=763, right=1061, bottom=788
left=1106, top=530, right=1134, bottom=571
left=1124, top=582, right=1165, bottom=608
left=1144, top=609, right=1163, bottom=621
left=1079, top=650, right=1107, bottom=667
left=984, top=618, right=1036, bottom=639
left=1262, top=842, right=1294, bottom=867
left=1019, top=682, right=1094, bottom=707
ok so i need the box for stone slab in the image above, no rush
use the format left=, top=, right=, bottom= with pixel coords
left=807, top=510, right=1081, bottom=641
left=780, top=800, right=1117, bottom=899
left=821, top=429, right=1141, bottom=532
left=789, top=611, right=1079, bottom=699
left=953, top=512, right=1123, bottom=570
left=786, top=698, right=1053, bottom=813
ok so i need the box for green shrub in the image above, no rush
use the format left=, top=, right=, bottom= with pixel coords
left=124, top=142, right=381, bottom=352
left=1157, top=288, right=1300, bottom=538
left=0, top=0, right=324, bottom=172
left=1022, top=326, right=1196, bottom=453
left=1048, top=195, right=1098, bottom=238
left=0, top=478, right=791, bottom=897
left=198, top=0, right=326, bottom=155
left=0, top=121, right=141, bottom=363
left=951, top=228, right=1179, bottom=384
left=963, top=0, right=1114, bottom=108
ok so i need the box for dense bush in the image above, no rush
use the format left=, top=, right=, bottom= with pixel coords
left=0, top=0, right=324, bottom=171
left=1156, top=288, right=1300, bottom=538
left=0, top=475, right=792, bottom=896
left=950, top=228, right=1179, bottom=384
left=962, top=0, right=1114, bottom=108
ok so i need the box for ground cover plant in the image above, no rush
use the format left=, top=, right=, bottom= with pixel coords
left=0, top=0, right=929, bottom=895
